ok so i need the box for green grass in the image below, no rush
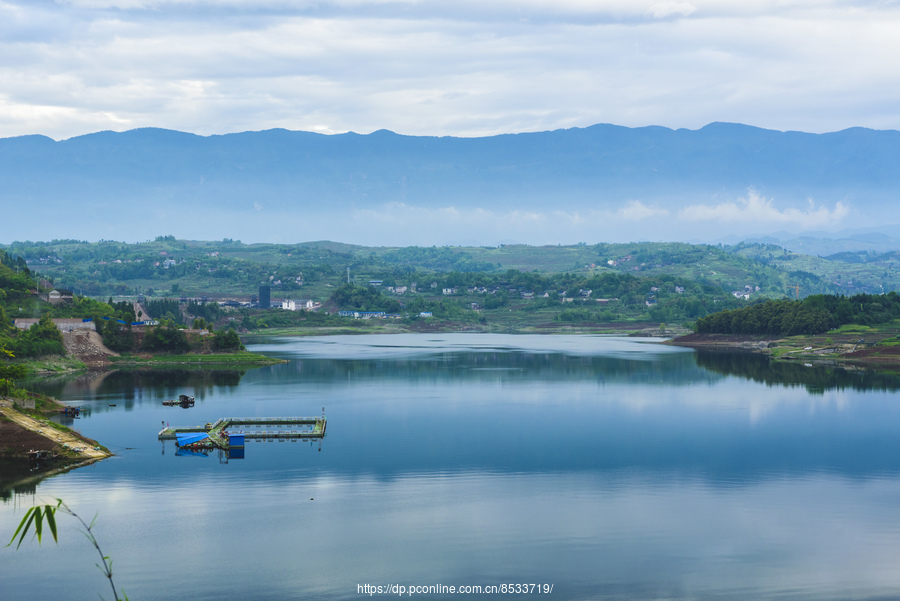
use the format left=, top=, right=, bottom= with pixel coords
left=828, top=324, right=875, bottom=334
left=108, top=351, right=284, bottom=365
left=21, top=356, right=87, bottom=373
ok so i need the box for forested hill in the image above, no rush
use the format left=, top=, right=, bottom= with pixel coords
left=694, top=293, right=900, bottom=336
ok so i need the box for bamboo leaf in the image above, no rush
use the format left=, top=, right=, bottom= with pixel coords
left=33, top=507, right=43, bottom=543
left=45, top=506, right=58, bottom=544
left=13, top=509, right=38, bottom=549
left=7, top=507, right=36, bottom=548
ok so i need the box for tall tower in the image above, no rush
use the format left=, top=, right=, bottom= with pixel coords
left=259, top=285, right=271, bottom=309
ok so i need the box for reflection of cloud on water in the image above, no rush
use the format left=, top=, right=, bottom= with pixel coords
left=22, top=471, right=900, bottom=600
left=662, top=381, right=856, bottom=425
left=253, top=333, right=688, bottom=361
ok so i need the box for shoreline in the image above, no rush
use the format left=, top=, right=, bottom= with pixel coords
left=667, top=331, right=900, bottom=370
left=107, top=350, right=286, bottom=367
left=243, top=321, right=693, bottom=338
left=0, top=398, right=113, bottom=492
left=2, top=346, right=282, bottom=484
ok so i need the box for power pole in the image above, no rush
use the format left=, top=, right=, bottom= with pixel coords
left=347, top=267, right=350, bottom=284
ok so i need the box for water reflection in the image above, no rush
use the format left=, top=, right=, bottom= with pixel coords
left=6, top=335, right=900, bottom=601
left=28, top=368, right=247, bottom=413
left=696, top=350, right=900, bottom=393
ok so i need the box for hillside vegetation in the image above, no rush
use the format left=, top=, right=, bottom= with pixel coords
left=4, top=237, right=900, bottom=335
left=695, top=293, right=900, bottom=336
left=2, top=238, right=871, bottom=300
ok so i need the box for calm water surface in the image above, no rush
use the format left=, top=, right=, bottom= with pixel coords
left=4, top=334, right=900, bottom=600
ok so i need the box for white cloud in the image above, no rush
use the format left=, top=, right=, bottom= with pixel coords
left=678, top=190, right=850, bottom=228
left=0, top=0, right=897, bottom=140
left=616, top=200, right=670, bottom=220
left=335, top=202, right=682, bottom=246
left=647, top=2, right=697, bottom=19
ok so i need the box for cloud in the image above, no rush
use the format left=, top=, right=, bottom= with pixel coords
left=647, top=2, right=697, bottom=19
left=338, top=201, right=686, bottom=246
left=678, top=190, right=850, bottom=228
left=616, top=200, right=670, bottom=220
left=0, top=0, right=899, bottom=141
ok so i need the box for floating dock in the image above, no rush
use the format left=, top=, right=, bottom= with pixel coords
left=159, top=416, right=326, bottom=449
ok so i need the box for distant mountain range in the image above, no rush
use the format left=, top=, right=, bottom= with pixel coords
left=2, top=123, right=899, bottom=246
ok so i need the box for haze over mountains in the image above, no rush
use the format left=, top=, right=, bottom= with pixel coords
left=2, top=122, right=899, bottom=248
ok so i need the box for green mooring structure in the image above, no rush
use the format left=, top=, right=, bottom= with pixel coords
left=159, top=416, right=327, bottom=449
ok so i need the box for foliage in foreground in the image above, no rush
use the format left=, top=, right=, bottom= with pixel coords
left=8, top=499, right=128, bottom=601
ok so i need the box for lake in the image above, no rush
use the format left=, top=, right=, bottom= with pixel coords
left=4, top=333, right=900, bottom=600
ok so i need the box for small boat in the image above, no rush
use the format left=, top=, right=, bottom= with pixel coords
left=163, top=394, right=195, bottom=408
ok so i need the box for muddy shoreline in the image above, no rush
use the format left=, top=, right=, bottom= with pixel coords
left=668, top=332, right=900, bottom=370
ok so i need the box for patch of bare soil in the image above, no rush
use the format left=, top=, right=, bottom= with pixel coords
left=62, top=330, right=118, bottom=367
left=668, top=333, right=773, bottom=351
left=843, top=345, right=900, bottom=363
left=0, top=418, right=60, bottom=455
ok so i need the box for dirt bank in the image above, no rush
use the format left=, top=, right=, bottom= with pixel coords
left=668, top=330, right=900, bottom=370
left=667, top=333, right=775, bottom=351
left=0, top=402, right=110, bottom=462
left=62, top=330, right=117, bottom=367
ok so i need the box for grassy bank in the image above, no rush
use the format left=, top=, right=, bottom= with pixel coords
left=108, top=350, right=285, bottom=366
left=244, top=320, right=692, bottom=338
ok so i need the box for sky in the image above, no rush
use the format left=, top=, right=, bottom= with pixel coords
left=2, top=0, right=899, bottom=246
left=2, top=0, right=900, bottom=141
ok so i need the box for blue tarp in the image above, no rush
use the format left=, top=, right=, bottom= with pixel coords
left=175, top=447, right=209, bottom=457
left=176, top=433, right=209, bottom=446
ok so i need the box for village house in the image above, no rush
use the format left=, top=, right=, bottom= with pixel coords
left=47, top=288, right=74, bottom=305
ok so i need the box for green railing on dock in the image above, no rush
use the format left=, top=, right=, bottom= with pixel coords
left=159, top=416, right=326, bottom=449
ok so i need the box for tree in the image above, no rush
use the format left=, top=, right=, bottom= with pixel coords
left=142, top=324, right=189, bottom=353
left=212, top=329, right=243, bottom=351
left=12, top=315, right=65, bottom=357
left=0, top=347, right=27, bottom=397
